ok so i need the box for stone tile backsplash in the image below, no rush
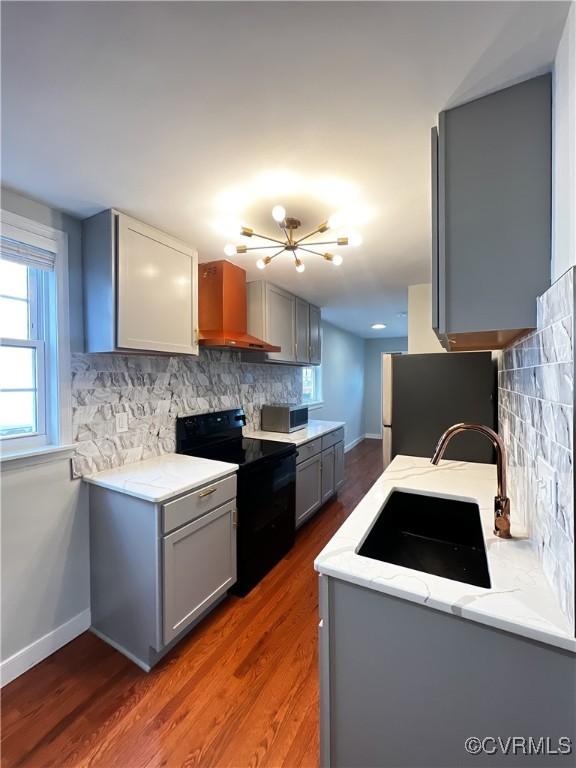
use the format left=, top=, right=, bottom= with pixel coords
left=498, top=268, right=575, bottom=629
left=71, top=349, right=302, bottom=478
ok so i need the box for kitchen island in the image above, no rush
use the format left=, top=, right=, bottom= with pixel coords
left=315, top=455, right=576, bottom=767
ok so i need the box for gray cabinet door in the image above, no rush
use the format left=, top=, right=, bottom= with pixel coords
left=163, top=500, right=236, bottom=645
left=321, top=446, right=336, bottom=503
left=296, top=453, right=322, bottom=528
left=83, top=210, right=199, bottom=354
left=435, top=74, right=551, bottom=344
left=334, top=441, right=345, bottom=491
left=266, top=284, right=296, bottom=363
left=309, top=304, right=322, bottom=365
left=295, top=297, right=310, bottom=364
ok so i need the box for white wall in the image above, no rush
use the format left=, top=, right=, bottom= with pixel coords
left=0, top=188, right=90, bottom=685
left=1, top=459, right=90, bottom=683
left=363, top=337, right=408, bottom=437
left=313, top=321, right=366, bottom=450
left=552, top=3, right=576, bottom=281
left=408, top=283, right=445, bottom=353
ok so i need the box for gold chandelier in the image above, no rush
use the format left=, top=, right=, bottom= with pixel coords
left=223, top=205, right=361, bottom=273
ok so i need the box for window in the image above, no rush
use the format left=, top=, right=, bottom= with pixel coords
left=302, top=365, right=322, bottom=406
left=0, top=211, right=71, bottom=453
left=0, top=260, right=45, bottom=437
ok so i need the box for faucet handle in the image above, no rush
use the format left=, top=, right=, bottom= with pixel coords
left=494, top=496, right=511, bottom=538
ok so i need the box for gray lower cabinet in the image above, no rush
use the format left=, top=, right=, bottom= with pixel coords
left=89, top=474, right=237, bottom=670
left=321, top=446, right=335, bottom=503
left=295, top=430, right=345, bottom=528
left=334, top=441, right=344, bottom=491
left=163, top=501, right=236, bottom=644
left=319, top=575, right=576, bottom=768
left=296, top=453, right=323, bottom=527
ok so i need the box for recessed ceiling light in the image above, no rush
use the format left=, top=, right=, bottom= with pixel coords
left=371, top=323, right=386, bottom=330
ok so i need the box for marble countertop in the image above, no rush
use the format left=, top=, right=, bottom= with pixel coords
left=315, top=455, right=576, bottom=653
left=84, top=453, right=238, bottom=503
left=244, top=419, right=345, bottom=446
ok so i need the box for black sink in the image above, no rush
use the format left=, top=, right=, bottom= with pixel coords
left=357, top=490, right=491, bottom=588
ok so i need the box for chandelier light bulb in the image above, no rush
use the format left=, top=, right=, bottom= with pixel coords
left=224, top=243, right=237, bottom=257
left=332, top=254, right=343, bottom=266
left=272, top=205, right=286, bottom=223
left=328, top=213, right=343, bottom=230
left=349, top=233, right=363, bottom=247
left=256, top=256, right=272, bottom=270
left=295, top=258, right=306, bottom=273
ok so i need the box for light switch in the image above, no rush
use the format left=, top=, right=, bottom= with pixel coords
left=115, top=412, right=129, bottom=433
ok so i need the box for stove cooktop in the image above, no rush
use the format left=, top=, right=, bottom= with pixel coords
left=179, top=437, right=295, bottom=468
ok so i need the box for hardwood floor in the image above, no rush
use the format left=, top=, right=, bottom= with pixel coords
left=1, top=439, right=383, bottom=768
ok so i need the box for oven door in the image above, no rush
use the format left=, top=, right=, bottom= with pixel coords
left=289, top=407, right=308, bottom=432
left=232, top=451, right=296, bottom=595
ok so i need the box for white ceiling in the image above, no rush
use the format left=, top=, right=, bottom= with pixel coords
left=1, top=1, right=569, bottom=338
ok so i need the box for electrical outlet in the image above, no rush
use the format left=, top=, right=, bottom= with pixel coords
left=115, top=412, right=129, bottom=433
left=537, top=456, right=557, bottom=511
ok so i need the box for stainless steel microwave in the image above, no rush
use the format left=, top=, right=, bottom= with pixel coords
left=261, top=404, right=309, bottom=433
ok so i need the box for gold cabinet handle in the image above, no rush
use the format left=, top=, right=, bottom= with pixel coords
left=198, top=487, right=217, bottom=498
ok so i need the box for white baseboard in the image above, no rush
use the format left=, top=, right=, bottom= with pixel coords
left=345, top=433, right=382, bottom=452
left=1, top=608, right=91, bottom=687
left=344, top=435, right=364, bottom=452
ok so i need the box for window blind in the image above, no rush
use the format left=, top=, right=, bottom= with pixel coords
left=0, top=236, right=55, bottom=271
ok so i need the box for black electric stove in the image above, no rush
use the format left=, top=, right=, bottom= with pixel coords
left=176, top=409, right=296, bottom=596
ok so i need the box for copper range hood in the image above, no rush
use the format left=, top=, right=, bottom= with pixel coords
left=198, top=260, right=280, bottom=352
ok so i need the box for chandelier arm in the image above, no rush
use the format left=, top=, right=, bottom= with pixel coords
left=297, top=246, right=326, bottom=257
left=269, top=247, right=286, bottom=260
left=244, top=231, right=287, bottom=246
left=300, top=239, right=346, bottom=247
left=241, top=244, right=288, bottom=251
left=294, top=226, right=326, bottom=244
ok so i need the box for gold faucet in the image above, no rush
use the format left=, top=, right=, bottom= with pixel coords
left=430, top=423, right=511, bottom=539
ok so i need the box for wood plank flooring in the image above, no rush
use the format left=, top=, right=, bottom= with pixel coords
left=1, top=439, right=383, bottom=768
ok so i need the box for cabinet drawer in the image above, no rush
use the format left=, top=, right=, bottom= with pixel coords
left=297, top=438, right=322, bottom=465
left=162, top=474, right=237, bottom=534
left=322, top=428, right=344, bottom=451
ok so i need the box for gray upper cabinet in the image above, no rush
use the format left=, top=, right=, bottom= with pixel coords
left=309, top=304, right=322, bottom=365
left=266, top=284, right=296, bottom=363
left=432, top=74, right=551, bottom=351
left=295, top=297, right=310, bottom=364
left=247, top=280, right=322, bottom=365
left=83, top=209, right=199, bottom=355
